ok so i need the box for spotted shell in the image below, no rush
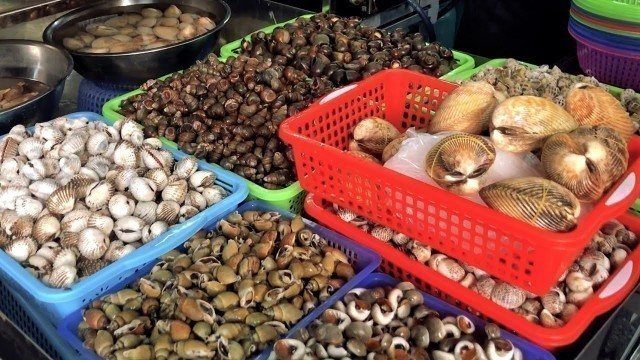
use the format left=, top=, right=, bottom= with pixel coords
left=479, top=177, right=580, bottom=232
left=47, top=265, right=77, bottom=288
left=566, top=83, right=636, bottom=142
left=491, top=96, right=579, bottom=152
left=78, top=227, right=109, bottom=260
left=33, top=214, right=61, bottom=244
left=174, top=156, right=198, bottom=179
left=5, top=237, right=37, bottom=262
left=134, top=201, right=158, bottom=224
left=162, top=179, right=188, bottom=204
left=353, top=117, right=402, bottom=155
left=490, top=281, right=526, bottom=309
left=429, top=81, right=504, bottom=134
left=156, top=200, right=180, bottom=225
left=541, top=126, right=628, bottom=202
left=425, top=134, right=496, bottom=195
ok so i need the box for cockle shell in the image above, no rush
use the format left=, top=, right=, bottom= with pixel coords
left=381, top=135, right=407, bottom=163
left=6, top=215, right=33, bottom=238
left=140, top=148, right=167, bottom=169
left=185, top=191, right=207, bottom=211
left=61, top=209, right=91, bottom=232
left=179, top=205, right=199, bottom=223
left=174, top=156, right=198, bottom=179
left=18, top=137, right=44, bottom=160
left=59, top=132, right=87, bottom=157
left=0, top=186, right=31, bottom=210
left=490, top=96, right=579, bottom=152
left=353, top=117, right=401, bottom=155
left=108, top=194, right=136, bottom=219
left=429, top=81, right=504, bottom=134
left=425, top=134, right=496, bottom=195
left=202, top=186, right=226, bottom=206
left=189, top=171, right=216, bottom=190
left=1, top=157, right=23, bottom=179
left=490, top=281, right=526, bottom=309
left=104, top=240, right=136, bottom=262
left=162, top=179, right=188, bottom=203
left=22, top=159, right=55, bottom=181
left=115, top=168, right=139, bottom=191
left=156, top=201, right=180, bottom=225
left=113, top=141, right=139, bottom=168
left=541, top=126, right=629, bottom=202
left=52, top=247, right=78, bottom=268
left=15, top=196, right=43, bottom=219
left=29, top=179, right=59, bottom=200
left=86, top=155, right=111, bottom=179
left=78, top=258, right=109, bottom=278
left=480, top=177, right=580, bottom=232
left=60, top=231, right=80, bottom=249
left=5, top=237, right=37, bottom=262
left=60, top=155, right=82, bottom=175
left=129, top=177, right=157, bottom=202
left=142, top=221, right=169, bottom=244
left=78, top=228, right=109, bottom=260
left=114, top=216, right=145, bottom=243
left=85, top=181, right=116, bottom=211
left=33, top=214, right=61, bottom=244
left=87, top=213, right=114, bottom=236
left=86, top=132, right=110, bottom=155
left=566, top=83, right=636, bottom=142
left=134, top=201, right=157, bottom=224
left=47, top=265, right=77, bottom=288
left=0, top=136, right=19, bottom=162
left=145, top=168, right=169, bottom=191
left=47, top=184, right=77, bottom=215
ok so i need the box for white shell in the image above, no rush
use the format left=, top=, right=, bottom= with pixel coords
left=85, top=156, right=111, bottom=179
left=141, top=148, right=167, bottom=169
left=156, top=200, right=180, bottom=225
left=142, top=221, right=169, bottom=244
left=78, top=227, right=109, bottom=260
left=129, top=177, right=157, bottom=202
left=61, top=209, right=91, bottom=232
left=87, top=213, right=114, bottom=236
left=79, top=167, right=100, bottom=182
left=108, top=194, right=135, bottom=219
left=85, top=180, right=115, bottom=210
left=0, top=186, right=31, bottom=210
left=144, top=168, right=169, bottom=191
left=115, top=168, right=139, bottom=191
left=104, top=240, right=136, bottom=261
left=18, top=137, right=45, bottom=160
left=113, top=141, right=138, bottom=168
left=114, top=216, right=145, bottom=243
left=1, top=157, right=24, bottom=180
left=5, top=237, right=37, bottom=262
left=174, top=156, right=198, bottom=179
left=134, top=201, right=157, bottom=224
left=47, top=265, right=77, bottom=288
left=33, top=214, right=61, bottom=244
left=15, top=196, right=44, bottom=219
left=162, top=179, right=188, bottom=203
left=29, top=179, right=59, bottom=200
left=143, top=138, right=163, bottom=149
left=21, top=159, right=47, bottom=181
left=202, top=185, right=227, bottom=206
left=59, top=132, right=87, bottom=157
left=184, top=190, right=207, bottom=211
left=86, top=131, right=110, bottom=155
left=179, top=205, right=199, bottom=223
left=189, top=170, right=216, bottom=191
left=59, top=155, right=82, bottom=175
left=52, top=248, right=78, bottom=268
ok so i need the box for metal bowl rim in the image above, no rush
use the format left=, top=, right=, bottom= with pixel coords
left=0, top=40, right=74, bottom=115
left=42, top=0, right=231, bottom=57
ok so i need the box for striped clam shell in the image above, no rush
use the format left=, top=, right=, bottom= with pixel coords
left=541, top=126, right=629, bottom=202
left=33, top=214, right=61, bottom=244
left=353, top=117, right=401, bottom=155
left=490, top=96, right=578, bottom=153
left=15, top=196, right=44, bottom=219
left=113, top=140, right=139, bottom=168
left=156, top=200, right=180, bottom=225
left=144, top=168, right=169, bottom=191
left=162, top=179, right=188, bottom=204
left=18, top=137, right=44, bottom=160
left=425, top=134, right=496, bottom=195
left=0, top=136, right=19, bottom=162
left=429, top=81, right=504, bottom=135
left=566, top=83, right=636, bottom=142
left=78, top=227, right=109, bottom=260
left=47, top=265, right=77, bottom=288
left=174, top=156, right=198, bottom=179
left=84, top=180, right=116, bottom=211
left=479, top=177, right=580, bottom=232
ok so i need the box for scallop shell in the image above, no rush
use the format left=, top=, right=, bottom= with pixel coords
left=87, top=213, right=114, bottom=236
left=18, top=137, right=44, bottom=160
left=5, top=237, right=37, bottom=262
left=429, top=81, right=504, bottom=134
left=61, top=209, right=91, bottom=233
left=566, top=83, right=636, bottom=142
left=59, top=132, right=87, bottom=157
left=353, top=117, right=401, bottom=155
left=47, top=265, right=77, bottom=288
left=60, top=155, right=82, bottom=175
left=162, top=179, right=188, bottom=203
left=29, top=179, right=59, bottom=200
left=425, top=134, right=496, bottom=195
left=86, top=131, right=110, bottom=155
left=115, top=168, right=139, bottom=191
left=179, top=205, right=199, bottom=223
left=15, top=196, right=44, bottom=219
left=78, top=227, right=109, bottom=260
left=47, top=184, right=77, bottom=215
left=189, top=170, right=216, bottom=190
left=490, top=96, right=579, bottom=152
left=108, top=194, right=135, bottom=219
left=185, top=190, right=207, bottom=211
left=129, top=177, right=157, bottom=202
left=113, top=141, right=139, bottom=168
left=0, top=136, right=19, bottom=162
left=479, top=177, right=580, bottom=232
left=202, top=185, right=226, bottom=206
left=490, top=281, right=526, bottom=310
left=134, top=201, right=157, bottom=224
left=174, top=156, right=198, bottom=179
left=541, top=126, right=629, bottom=202
left=144, top=168, right=169, bottom=191
left=114, top=216, right=145, bottom=243
left=85, top=180, right=116, bottom=211
left=33, top=214, right=61, bottom=244
left=156, top=200, right=180, bottom=225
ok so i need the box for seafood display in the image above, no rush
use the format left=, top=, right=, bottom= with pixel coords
left=0, top=117, right=227, bottom=288
left=0, top=78, right=50, bottom=111
left=62, top=5, right=217, bottom=54
left=328, top=203, right=638, bottom=328
left=275, top=282, right=523, bottom=360
left=75, top=210, right=355, bottom=359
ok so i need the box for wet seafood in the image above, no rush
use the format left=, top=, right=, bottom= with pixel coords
left=480, top=177, right=580, bottom=232
left=62, top=6, right=216, bottom=53
left=425, top=133, right=496, bottom=195
left=77, top=210, right=354, bottom=359
left=274, top=282, right=521, bottom=360
left=0, top=117, right=226, bottom=288
left=0, top=79, right=49, bottom=111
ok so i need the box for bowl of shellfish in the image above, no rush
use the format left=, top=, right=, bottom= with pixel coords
left=43, top=0, right=230, bottom=85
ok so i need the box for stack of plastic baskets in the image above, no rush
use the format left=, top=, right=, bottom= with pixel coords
left=569, top=0, right=640, bottom=90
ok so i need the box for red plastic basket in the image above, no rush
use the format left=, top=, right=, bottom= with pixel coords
left=305, top=193, right=640, bottom=350
left=280, top=69, right=640, bottom=295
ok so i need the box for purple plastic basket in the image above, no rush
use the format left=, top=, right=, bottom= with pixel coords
left=569, top=23, right=640, bottom=91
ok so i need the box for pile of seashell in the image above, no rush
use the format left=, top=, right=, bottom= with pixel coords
left=62, top=5, right=216, bottom=54
left=467, top=58, right=640, bottom=128
left=76, top=210, right=355, bottom=359
left=329, top=203, right=638, bottom=328
left=273, top=283, right=522, bottom=360
left=0, top=117, right=227, bottom=288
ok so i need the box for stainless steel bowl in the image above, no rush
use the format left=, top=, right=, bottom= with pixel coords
left=43, top=0, right=230, bottom=86
left=0, top=40, right=73, bottom=134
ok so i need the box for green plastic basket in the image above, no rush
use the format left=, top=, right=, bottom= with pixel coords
left=101, top=72, right=306, bottom=214
left=571, top=8, right=640, bottom=38
left=219, top=15, right=475, bottom=79
left=574, top=0, right=640, bottom=25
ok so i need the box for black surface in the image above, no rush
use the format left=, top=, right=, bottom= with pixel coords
left=0, top=313, right=50, bottom=360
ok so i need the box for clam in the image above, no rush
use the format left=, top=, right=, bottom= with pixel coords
left=114, top=216, right=145, bottom=243
left=353, top=117, right=402, bottom=155
left=189, top=171, right=216, bottom=191
left=541, top=126, right=629, bottom=202
left=18, top=137, right=44, bottom=160
left=174, top=156, right=198, bottom=179
left=129, top=177, right=157, bottom=202
left=15, top=196, right=43, bottom=219
left=153, top=26, right=179, bottom=41
left=162, top=179, right=188, bottom=203
left=33, top=214, right=61, bottom=244
left=29, top=179, right=59, bottom=200
left=156, top=201, right=180, bottom=225
left=5, top=237, right=37, bottom=262
left=108, top=194, right=136, bottom=219
left=425, top=134, right=496, bottom=195
left=46, top=184, right=77, bottom=215
left=113, top=141, right=138, bottom=168
left=78, top=228, right=109, bottom=260
left=142, top=221, right=168, bottom=244
left=85, top=180, right=115, bottom=211
left=61, top=209, right=91, bottom=232
left=566, top=83, right=636, bottom=142
left=134, top=201, right=158, bottom=224
left=63, top=37, right=85, bottom=51
left=164, top=5, right=182, bottom=18
left=490, top=96, right=578, bottom=152
left=87, top=213, right=115, bottom=236
left=479, top=177, right=580, bottom=232
left=47, top=265, right=77, bottom=288
left=429, top=81, right=504, bottom=134
left=145, top=168, right=169, bottom=191
left=86, top=24, right=119, bottom=37
left=141, top=8, right=163, bottom=18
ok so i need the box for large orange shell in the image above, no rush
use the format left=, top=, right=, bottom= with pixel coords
left=429, top=81, right=503, bottom=134
left=491, top=96, right=578, bottom=153
left=566, top=83, right=636, bottom=142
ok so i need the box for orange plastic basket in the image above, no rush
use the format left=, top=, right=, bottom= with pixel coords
left=305, top=193, right=640, bottom=350
left=280, top=69, right=640, bottom=295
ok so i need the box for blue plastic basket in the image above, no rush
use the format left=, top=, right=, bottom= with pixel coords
left=275, top=273, right=556, bottom=360
left=57, top=200, right=381, bottom=360
left=76, top=80, right=134, bottom=115
left=0, top=112, right=248, bottom=325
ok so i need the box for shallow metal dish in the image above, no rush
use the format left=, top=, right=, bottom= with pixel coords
left=0, top=40, right=73, bottom=134
left=43, top=0, right=230, bottom=86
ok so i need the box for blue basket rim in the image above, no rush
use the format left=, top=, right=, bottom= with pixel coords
left=57, top=200, right=381, bottom=360
left=0, top=112, right=248, bottom=303
left=569, top=17, right=640, bottom=50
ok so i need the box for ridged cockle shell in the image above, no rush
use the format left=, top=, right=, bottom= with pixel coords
left=1, top=157, right=23, bottom=179
left=5, top=237, right=37, bottom=262
left=114, top=216, right=145, bottom=243
left=85, top=180, right=116, bottom=211
left=104, top=240, right=136, bottom=262
left=87, top=213, right=114, bottom=236
left=353, top=117, right=402, bottom=155
left=108, top=194, right=135, bottom=219
left=60, top=155, right=82, bottom=175
left=185, top=191, right=207, bottom=211
left=29, top=179, right=59, bottom=200
left=15, top=195, right=43, bottom=219
left=174, top=156, right=198, bottom=179
left=491, top=96, right=578, bottom=152
left=59, top=132, right=87, bottom=157
left=179, top=205, right=199, bottom=223
left=425, top=134, right=496, bottom=195
left=0, top=136, right=19, bottom=162
left=114, top=168, right=139, bottom=191
left=541, top=126, right=629, bottom=202
left=86, top=155, right=111, bottom=179
left=429, top=81, right=504, bottom=134
left=566, top=83, right=636, bottom=141
left=78, top=227, right=109, bottom=260
left=141, top=148, right=167, bottom=169
left=202, top=186, right=226, bottom=206
left=142, top=221, right=169, bottom=244
left=129, top=177, right=157, bottom=202
left=480, top=177, right=580, bottom=232
left=156, top=201, right=180, bottom=225
left=61, top=209, right=91, bottom=233
left=0, top=186, right=30, bottom=210
left=47, top=184, right=77, bottom=215
left=86, top=131, right=110, bottom=155
left=162, top=179, right=188, bottom=203
left=47, top=265, right=77, bottom=288
left=144, top=168, right=169, bottom=190
left=134, top=201, right=158, bottom=224
left=33, top=214, right=61, bottom=244
left=189, top=171, right=216, bottom=190
left=113, top=141, right=139, bottom=168
left=18, top=137, right=44, bottom=160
